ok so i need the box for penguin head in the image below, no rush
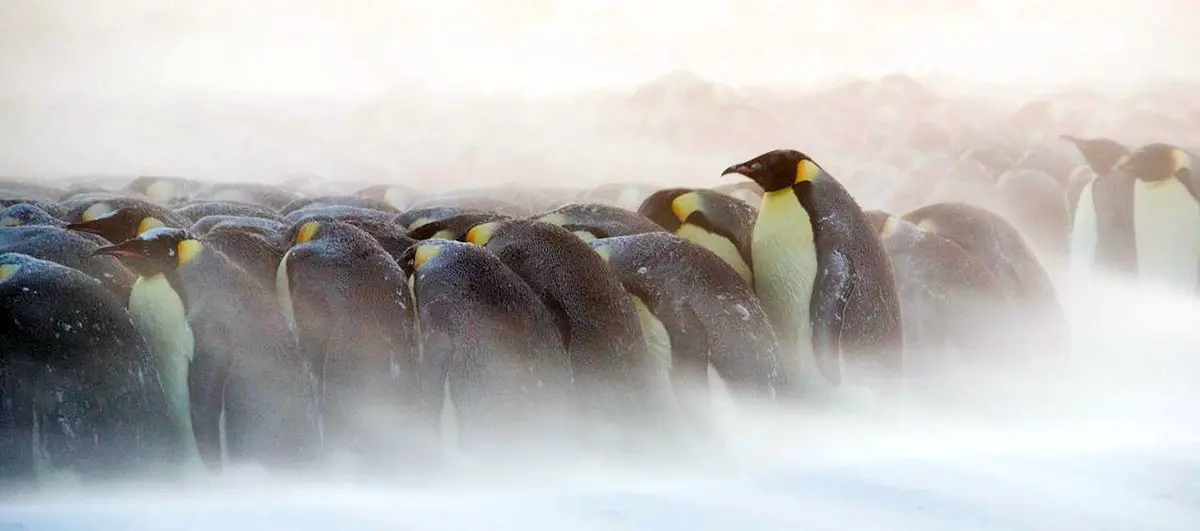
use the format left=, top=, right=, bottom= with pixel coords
left=397, top=240, right=446, bottom=278
left=464, top=221, right=500, bottom=246
left=67, top=206, right=168, bottom=243
left=637, top=188, right=693, bottom=232
left=722, top=149, right=824, bottom=193
left=1117, top=143, right=1192, bottom=183
left=1060, top=135, right=1131, bottom=175
left=92, top=227, right=202, bottom=277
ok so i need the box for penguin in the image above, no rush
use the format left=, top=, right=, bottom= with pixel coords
left=903, top=202, right=1071, bottom=356
left=280, top=195, right=399, bottom=216
left=173, top=201, right=282, bottom=224
left=588, top=233, right=780, bottom=431
left=993, top=168, right=1071, bottom=267
left=1060, top=135, right=1132, bottom=217
left=464, top=219, right=664, bottom=447
left=276, top=219, right=421, bottom=467
left=339, top=217, right=418, bottom=262
left=282, top=204, right=399, bottom=226
left=407, top=212, right=510, bottom=241
left=406, top=194, right=530, bottom=217
left=535, top=203, right=665, bottom=242
left=96, top=228, right=320, bottom=471
left=862, top=211, right=1015, bottom=398
left=0, top=226, right=136, bottom=300
left=190, top=182, right=300, bottom=210
left=637, top=188, right=756, bottom=286
left=0, top=204, right=66, bottom=227
left=1072, top=143, right=1200, bottom=291
left=0, top=253, right=175, bottom=483
left=356, top=183, right=424, bottom=210
left=123, top=176, right=202, bottom=205
left=66, top=204, right=190, bottom=244
left=60, top=196, right=163, bottom=224
left=189, top=215, right=286, bottom=240
left=723, top=149, right=904, bottom=402
left=394, top=206, right=486, bottom=232
left=398, top=240, right=574, bottom=457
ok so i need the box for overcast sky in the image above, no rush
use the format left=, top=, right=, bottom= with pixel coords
left=2, top=0, right=1197, bottom=98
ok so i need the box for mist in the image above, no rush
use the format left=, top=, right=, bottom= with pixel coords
left=3, top=1, right=1200, bottom=529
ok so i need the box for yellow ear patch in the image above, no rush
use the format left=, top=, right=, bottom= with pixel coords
left=137, top=217, right=165, bottom=235
left=145, top=180, right=175, bottom=204
left=81, top=202, right=114, bottom=222
left=796, top=159, right=821, bottom=183
left=592, top=245, right=612, bottom=262
left=0, top=263, right=20, bottom=282
left=0, top=217, right=20, bottom=227
left=177, top=239, right=203, bottom=265
left=670, top=191, right=701, bottom=223
left=407, top=218, right=432, bottom=231
left=916, top=219, right=938, bottom=233
left=465, top=222, right=498, bottom=246
left=414, top=244, right=442, bottom=271
left=879, top=216, right=902, bottom=239
left=1172, top=149, right=1192, bottom=172
left=295, top=221, right=320, bottom=245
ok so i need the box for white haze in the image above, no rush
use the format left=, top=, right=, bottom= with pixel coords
left=3, top=1, right=1200, bottom=529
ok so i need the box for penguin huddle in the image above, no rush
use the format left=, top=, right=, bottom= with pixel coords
left=1, top=130, right=1193, bottom=485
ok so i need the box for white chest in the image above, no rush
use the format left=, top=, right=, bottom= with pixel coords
left=676, top=223, right=753, bottom=285
left=1133, top=178, right=1200, bottom=291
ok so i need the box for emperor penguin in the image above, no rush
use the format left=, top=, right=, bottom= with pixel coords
left=280, top=195, right=399, bottom=217
left=339, top=217, right=418, bottom=262
left=66, top=204, right=190, bottom=244
left=0, top=253, right=175, bottom=483
left=398, top=240, right=574, bottom=458
left=190, top=182, right=300, bottom=210
left=96, top=228, right=320, bottom=471
left=356, top=183, right=424, bottom=210
left=173, top=200, right=282, bottom=224
left=283, top=205, right=398, bottom=226
left=0, top=204, right=66, bottom=227
left=637, top=188, right=756, bottom=286
left=722, top=149, right=904, bottom=403
left=464, top=219, right=663, bottom=449
left=0, top=226, right=136, bottom=301
left=123, top=176, right=202, bottom=205
left=588, top=233, right=781, bottom=427
left=1060, top=135, right=1131, bottom=217
left=1072, top=143, right=1200, bottom=291
left=407, top=212, right=511, bottom=241
left=395, top=206, right=487, bottom=232
left=276, top=219, right=422, bottom=468
left=535, top=203, right=665, bottom=242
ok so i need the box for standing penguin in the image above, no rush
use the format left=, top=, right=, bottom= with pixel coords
left=1072, top=143, right=1200, bottom=291
left=0, top=253, right=175, bottom=483
left=399, top=240, right=574, bottom=458
left=96, top=228, right=320, bottom=471
left=464, top=219, right=662, bottom=448
left=66, top=204, right=191, bottom=244
left=276, top=219, right=422, bottom=467
left=638, top=188, right=757, bottom=286
left=1060, top=135, right=1132, bottom=217
left=722, top=149, right=904, bottom=402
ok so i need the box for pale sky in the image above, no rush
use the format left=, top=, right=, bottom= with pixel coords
left=2, top=0, right=1197, bottom=98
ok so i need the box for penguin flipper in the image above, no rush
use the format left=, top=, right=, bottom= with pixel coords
left=810, top=249, right=853, bottom=385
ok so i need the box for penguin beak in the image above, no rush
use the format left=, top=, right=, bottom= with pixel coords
left=722, top=164, right=752, bottom=177
left=93, top=240, right=150, bottom=260
left=66, top=219, right=106, bottom=236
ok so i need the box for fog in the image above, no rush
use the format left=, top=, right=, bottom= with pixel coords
left=3, top=1, right=1200, bottom=529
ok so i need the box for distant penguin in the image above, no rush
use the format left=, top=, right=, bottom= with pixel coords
left=0, top=253, right=175, bottom=483
left=280, top=195, right=399, bottom=217
left=173, top=201, right=282, bottom=224
left=276, top=219, right=421, bottom=467
left=0, top=226, right=136, bottom=300
left=395, top=206, right=487, bottom=232
left=66, top=204, right=190, bottom=244
left=464, top=219, right=662, bottom=446
left=398, top=240, right=574, bottom=457
left=124, top=176, right=202, bottom=205
left=407, top=212, right=510, bottom=241
left=356, top=183, right=424, bottom=210
left=191, top=182, right=300, bottom=210
left=97, top=228, right=320, bottom=471
left=638, top=188, right=756, bottom=285
left=1060, top=135, right=1132, bottom=216
left=1071, top=143, right=1199, bottom=291
left=723, top=149, right=904, bottom=403
left=0, top=204, right=66, bottom=227
left=903, top=202, right=1070, bottom=355
left=993, top=168, right=1070, bottom=267
left=589, top=233, right=781, bottom=431
left=60, top=197, right=169, bottom=225
left=536, top=203, right=665, bottom=242
left=189, top=215, right=286, bottom=240
left=283, top=205, right=398, bottom=226
left=862, top=211, right=1014, bottom=389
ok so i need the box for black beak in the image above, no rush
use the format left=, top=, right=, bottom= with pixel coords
left=66, top=220, right=105, bottom=236
left=722, top=164, right=751, bottom=176
left=92, top=240, right=148, bottom=259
